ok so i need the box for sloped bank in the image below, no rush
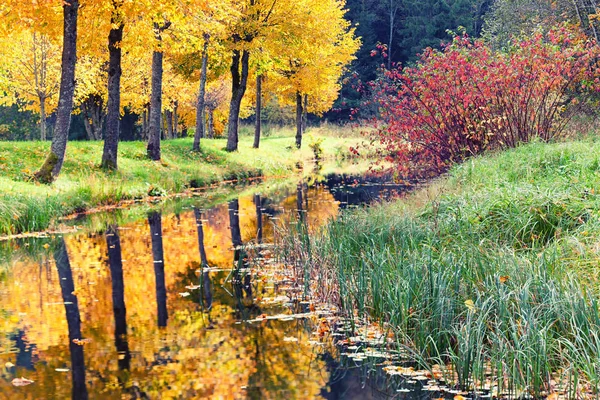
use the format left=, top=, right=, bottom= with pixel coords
left=302, top=139, right=600, bottom=397
left=0, top=134, right=361, bottom=235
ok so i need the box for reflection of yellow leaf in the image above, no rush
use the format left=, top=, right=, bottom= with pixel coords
left=464, top=299, right=476, bottom=312
left=12, top=377, right=34, bottom=386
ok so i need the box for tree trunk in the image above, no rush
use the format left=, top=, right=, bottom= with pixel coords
left=106, top=224, right=131, bottom=370
left=302, top=94, right=308, bottom=132
left=148, top=211, right=168, bottom=327
left=55, top=238, right=88, bottom=400
left=82, top=95, right=104, bottom=141
left=147, top=45, right=163, bottom=160
left=193, top=208, right=213, bottom=309
left=173, top=101, right=179, bottom=137
left=40, top=97, right=47, bottom=141
left=208, top=109, right=215, bottom=138
left=253, top=74, right=262, bottom=149
left=193, top=35, right=210, bottom=152
left=295, top=91, right=303, bottom=149
left=34, top=0, right=79, bottom=183
left=387, top=0, right=399, bottom=70
left=254, top=194, right=262, bottom=243
left=102, top=11, right=124, bottom=169
left=226, top=49, right=250, bottom=152
left=147, top=22, right=169, bottom=161
left=165, top=109, right=174, bottom=139
left=297, top=182, right=305, bottom=222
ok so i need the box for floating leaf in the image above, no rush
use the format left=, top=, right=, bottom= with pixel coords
left=12, top=377, right=34, bottom=386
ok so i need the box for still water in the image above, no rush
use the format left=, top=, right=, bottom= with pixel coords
left=0, top=175, right=432, bottom=399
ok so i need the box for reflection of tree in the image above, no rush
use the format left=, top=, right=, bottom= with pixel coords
left=12, top=329, right=36, bottom=370
left=254, top=194, right=263, bottom=244
left=297, top=182, right=305, bottom=223
left=193, top=208, right=212, bottom=311
left=245, top=320, right=326, bottom=399
left=229, top=199, right=258, bottom=319
left=148, top=212, right=168, bottom=328
left=105, top=225, right=131, bottom=371
left=54, top=238, right=88, bottom=400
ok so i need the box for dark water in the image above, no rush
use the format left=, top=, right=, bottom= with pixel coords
left=0, top=175, right=438, bottom=399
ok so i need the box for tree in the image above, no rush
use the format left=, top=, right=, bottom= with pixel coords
left=0, top=31, right=61, bottom=141
left=266, top=0, right=360, bottom=148
left=482, top=0, right=578, bottom=47
left=224, top=0, right=290, bottom=152
left=193, top=34, right=210, bottom=151
left=147, top=21, right=171, bottom=161
left=34, top=0, right=80, bottom=183
left=75, top=55, right=107, bottom=141
left=101, top=0, right=125, bottom=169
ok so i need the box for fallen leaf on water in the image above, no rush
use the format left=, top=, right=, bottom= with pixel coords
left=42, top=244, right=50, bottom=249
left=454, top=395, right=467, bottom=400
left=547, top=394, right=559, bottom=400
left=5, top=362, right=15, bottom=368
left=55, top=368, right=69, bottom=372
left=12, top=377, right=34, bottom=386
left=179, top=292, right=191, bottom=297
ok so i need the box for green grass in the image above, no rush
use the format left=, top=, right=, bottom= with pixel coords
left=0, top=127, right=362, bottom=235
left=296, top=138, right=600, bottom=397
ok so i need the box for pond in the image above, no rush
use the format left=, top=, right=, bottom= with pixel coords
left=0, top=173, right=444, bottom=399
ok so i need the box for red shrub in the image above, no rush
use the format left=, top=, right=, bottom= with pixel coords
left=372, top=25, right=600, bottom=178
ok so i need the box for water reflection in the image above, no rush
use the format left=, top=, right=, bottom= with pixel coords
left=148, top=211, right=168, bottom=328
left=193, top=208, right=213, bottom=311
left=105, top=224, right=131, bottom=371
left=0, top=178, right=407, bottom=398
left=55, top=238, right=88, bottom=400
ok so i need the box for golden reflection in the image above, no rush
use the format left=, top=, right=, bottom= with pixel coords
left=0, top=186, right=339, bottom=399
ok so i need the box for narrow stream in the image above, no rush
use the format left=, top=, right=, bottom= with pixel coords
left=0, top=174, right=437, bottom=399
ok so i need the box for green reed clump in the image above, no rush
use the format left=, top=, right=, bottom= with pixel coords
left=304, top=139, right=600, bottom=397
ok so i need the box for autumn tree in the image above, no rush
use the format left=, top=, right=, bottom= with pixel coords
left=0, top=31, right=61, bottom=141
left=101, top=0, right=125, bottom=169
left=75, top=55, right=107, bottom=141
left=34, top=0, right=80, bottom=183
left=224, top=0, right=289, bottom=152
left=267, top=0, right=359, bottom=148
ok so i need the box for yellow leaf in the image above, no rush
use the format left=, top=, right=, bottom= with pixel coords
left=464, top=299, right=476, bottom=312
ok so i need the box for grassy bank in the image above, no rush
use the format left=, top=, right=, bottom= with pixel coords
left=300, top=139, right=600, bottom=397
left=0, top=129, right=361, bottom=235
